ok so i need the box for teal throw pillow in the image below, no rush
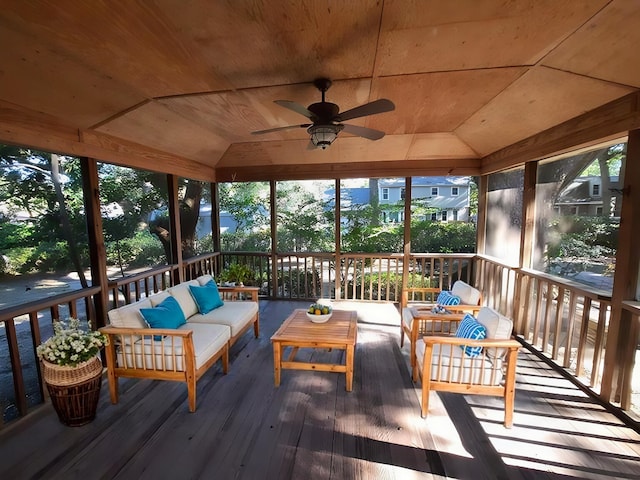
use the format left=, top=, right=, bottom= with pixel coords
left=189, top=280, right=224, bottom=314
left=437, top=290, right=461, bottom=306
left=140, top=296, right=186, bottom=340
left=455, top=313, right=486, bottom=357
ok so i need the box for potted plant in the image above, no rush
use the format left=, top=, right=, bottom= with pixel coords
left=37, top=318, right=108, bottom=426
left=220, top=263, right=254, bottom=286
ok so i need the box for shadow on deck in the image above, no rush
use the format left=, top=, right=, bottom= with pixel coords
left=0, top=300, right=638, bottom=479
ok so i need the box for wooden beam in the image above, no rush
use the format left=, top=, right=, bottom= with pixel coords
left=519, top=162, right=538, bottom=269
left=215, top=158, right=481, bottom=183
left=601, top=131, right=640, bottom=406
left=0, top=100, right=216, bottom=182
left=81, top=157, right=109, bottom=328
left=402, top=178, right=412, bottom=291
left=482, top=92, right=640, bottom=175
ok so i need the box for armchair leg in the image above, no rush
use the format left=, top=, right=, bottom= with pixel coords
left=400, top=327, right=405, bottom=347
left=421, top=383, right=430, bottom=418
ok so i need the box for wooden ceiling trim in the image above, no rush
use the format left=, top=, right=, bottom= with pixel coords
left=215, top=158, right=482, bottom=183
left=80, top=131, right=215, bottom=182
left=481, top=91, right=640, bottom=175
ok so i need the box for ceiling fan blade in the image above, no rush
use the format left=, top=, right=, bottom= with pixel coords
left=342, top=124, right=386, bottom=141
left=335, top=98, right=395, bottom=122
left=274, top=100, right=317, bottom=120
left=251, top=124, right=310, bottom=135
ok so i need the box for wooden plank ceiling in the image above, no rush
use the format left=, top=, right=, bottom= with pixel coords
left=0, top=0, right=639, bottom=181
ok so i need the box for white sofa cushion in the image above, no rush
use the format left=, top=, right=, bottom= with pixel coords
left=197, top=274, right=215, bottom=286
left=476, top=307, right=513, bottom=359
left=117, top=323, right=230, bottom=371
left=108, top=298, right=151, bottom=329
left=166, top=280, right=200, bottom=318
left=416, top=340, right=503, bottom=386
left=451, top=280, right=481, bottom=305
left=188, top=301, right=258, bottom=337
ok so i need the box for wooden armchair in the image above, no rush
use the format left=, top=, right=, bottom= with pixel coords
left=401, top=282, right=483, bottom=373
left=414, top=307, right=521, bottom=428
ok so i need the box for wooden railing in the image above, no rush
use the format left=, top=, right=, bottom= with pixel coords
left=181, top=252, right=220, bottom=281
left=621, top=301, right=640, bottom=411
left=476, top=255, right=613, bottom=396
left=0, top=286, right=101, bottom=422
left=107, top=264, right=179, bottom=308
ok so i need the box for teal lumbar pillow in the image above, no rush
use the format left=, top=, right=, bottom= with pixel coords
left=189, top=280, right=224, bottom=314
left=140, top=296, right=186, bottom=339
left=455, top=313, right=486, bottom=357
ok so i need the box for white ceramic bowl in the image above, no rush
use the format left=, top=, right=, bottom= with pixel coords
left=306, top=311, right=332, bottom=323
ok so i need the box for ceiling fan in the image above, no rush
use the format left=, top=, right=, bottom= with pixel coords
left=251, top=78, right=395, bottom=149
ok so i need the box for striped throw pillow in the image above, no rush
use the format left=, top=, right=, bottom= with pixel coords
left=455, top=313, right=486, bottom=357
left=437, top=290, right=461, bottom=306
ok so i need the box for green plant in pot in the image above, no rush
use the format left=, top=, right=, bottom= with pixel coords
left=220, top=263, right=253, bottom=286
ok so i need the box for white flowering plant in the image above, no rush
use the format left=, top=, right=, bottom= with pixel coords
left=36, top=318, right=108, bottom=367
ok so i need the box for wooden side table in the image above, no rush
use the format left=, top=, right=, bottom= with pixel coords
left=271, top=309, right=358, bottom=391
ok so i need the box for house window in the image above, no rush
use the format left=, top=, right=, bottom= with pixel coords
left=592, top=184, right=600, bottom=196
left=570, top=206, right=578, bottom=215
left=400, top=187, right=405, bottom=200
left=441, top=210, right=447, bottom=221
left=596, top=206, right=603, bottom=216
left=453, top=210, right=458, bottom=221
left=431, top=212, right=437, bottom=221
left=431, top=187, right=438, bottom=196
left=451, top=187, right=459, bottom=196
left=382, top=188, right=389, bottom=200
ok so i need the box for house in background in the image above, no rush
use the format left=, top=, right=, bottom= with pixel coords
left=554, top=175, right=621, bottom=217
left=378, top=176, right=472, bottom=223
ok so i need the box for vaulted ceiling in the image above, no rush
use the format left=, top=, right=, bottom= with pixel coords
left=0, top=1, right=639, bottom=182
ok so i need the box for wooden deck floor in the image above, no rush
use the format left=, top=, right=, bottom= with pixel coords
left=0, top=300, right=639, bottom=479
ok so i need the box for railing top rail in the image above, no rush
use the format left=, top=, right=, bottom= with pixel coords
left=0, top=285, right=102, bottom=323
left=409, top=253, right=476, bottom=259
left=182, top=252, right=220, bottom=265
left=518, top=267, right=612, bottom=302
left=622, top=300, right=640, bottom=315
left=107, top=264, right=179, bottom=287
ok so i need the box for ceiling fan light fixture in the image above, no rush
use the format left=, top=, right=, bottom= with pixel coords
left=308, top=124, right=344, bottom=149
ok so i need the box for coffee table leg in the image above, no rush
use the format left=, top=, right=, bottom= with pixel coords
left=273, top=341, right=281, bottom=387
left=345, top=344, right=354, bottom=392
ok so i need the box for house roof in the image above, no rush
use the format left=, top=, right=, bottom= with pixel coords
left=0, top=2, right=639, bottom=182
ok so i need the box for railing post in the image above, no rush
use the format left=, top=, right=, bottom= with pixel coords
left=334, top=179, right=341, bottom=300
left=402, top=177, right=412, bottom=292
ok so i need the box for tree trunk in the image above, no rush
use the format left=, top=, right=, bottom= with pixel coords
left=50, top=154, right=88, bottom=288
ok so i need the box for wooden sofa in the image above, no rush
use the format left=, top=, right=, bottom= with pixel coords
left=401, top=280, right=483, bottom=373
left=414, top=306, right=521, bottom=428
left=100, top=274, right=259, bottom=412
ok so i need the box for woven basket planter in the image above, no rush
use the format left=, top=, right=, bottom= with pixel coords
left=41, top=356, right=103, bottom=427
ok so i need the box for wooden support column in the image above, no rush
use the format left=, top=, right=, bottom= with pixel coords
left=211, top=182, right=221, bottom=253
left=167, top=174, right=183, bottom=284
left=334, top=179, right=341, bottom=300
left=402, top=177, right=412, bottom=290
left=81, top=157, right=108, bottom=328
left=601, top=130, right=640, bottom=406
left=270, top=180, right=278, bottom=299
left=520, top=162, right=538, bottom=269
left=475, top=175, right=488, bottom=288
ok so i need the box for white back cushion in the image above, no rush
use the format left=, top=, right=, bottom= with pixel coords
left=167, top=280, right=200, bottom=318
left=108, top=298, right=151, bottom=329
left=197, top=274, right=215, bottom=286
left=476, top=306, right=513, bottom=359
left=451, top=280, right=481, bottom=305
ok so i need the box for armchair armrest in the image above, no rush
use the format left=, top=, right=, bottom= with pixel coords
left=422, top=335, right=521, bottom=349
left=218, top=286, right=259, bottom=302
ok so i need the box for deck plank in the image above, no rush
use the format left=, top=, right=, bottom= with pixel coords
left=0, top=300, right=639, bottom=480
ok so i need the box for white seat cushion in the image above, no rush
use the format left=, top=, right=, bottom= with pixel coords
left=416, top=339, right=502, bottom=385
left=451, top=280, right=481, bottom=305
left=117, top=323, right=230, bottom=371
left=188, top=301, right=258, bottom=337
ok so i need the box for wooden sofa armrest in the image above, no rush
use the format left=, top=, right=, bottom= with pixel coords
left=218, top=286, right=259, bottom=302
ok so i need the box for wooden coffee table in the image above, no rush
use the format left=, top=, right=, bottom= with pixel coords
left=271, top=309, right=358, bottom=391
